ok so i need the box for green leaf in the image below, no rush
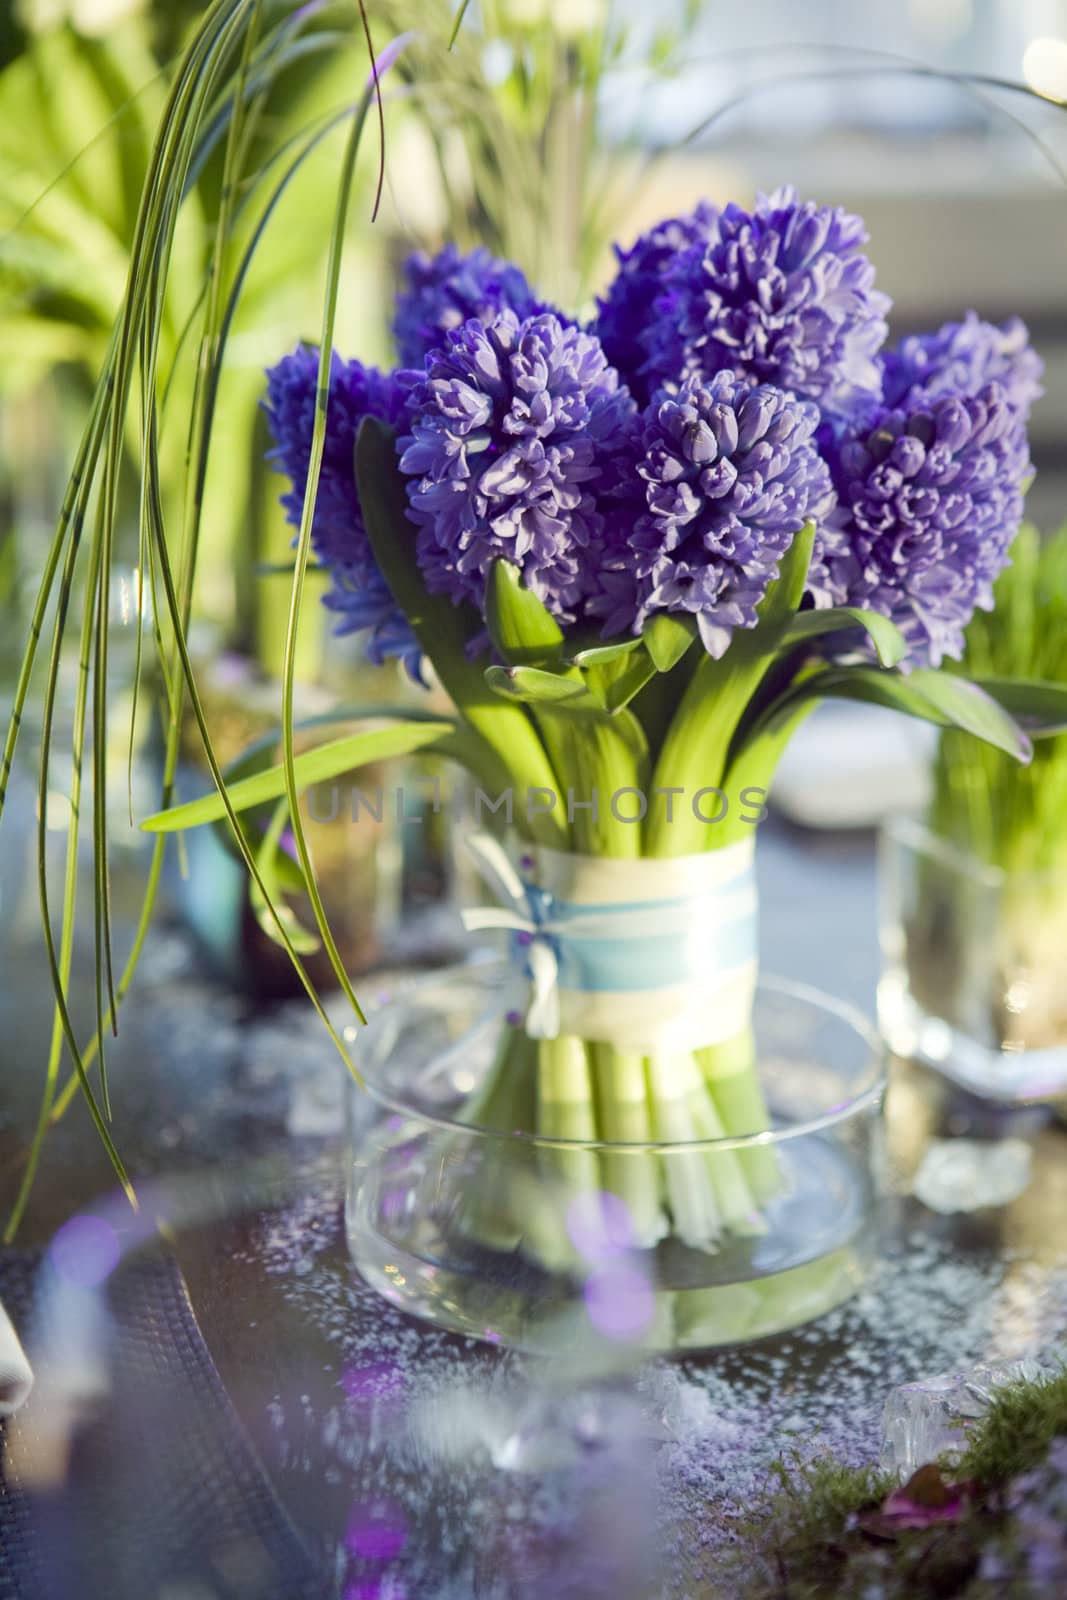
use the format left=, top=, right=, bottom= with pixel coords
left=908, top=670, right=1032, bottom=761
left=207, top=702, right=455, bottom=879
left=141, top=721, right=454, bottom=831
left=486, top=560, right=566, bottom=667
left=646, top=524, right=818, bottom=855
left=485, top=665, right=602, bottom=709
left=759, top=521, right=816, bottom=631
left=784, top=607, right=907, bottom=669
left=566, top=634, right=644, bottom=667
left=600, top=652, right=658, bottom=713
left=972, top=676, right=1067, bottom=738
left=644, top=613, right=696, bottom=672
left=449, top=0, right=474, bottom=48
left=759, top=666, right=1032, bottom=764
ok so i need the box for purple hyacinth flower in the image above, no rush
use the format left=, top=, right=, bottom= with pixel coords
left=642, top=185, right=891, bottom=415
left=881, top=310, right=1044, bottom=419
left=818, top=381, right=1033, bottom=667
left=597, top=372, right=835, bottom=657
left=393, top=243, right=550, bottom=368
left=263, top=345, right=423, bottom=681
left=592, top=202, right=719, bottom=404
left=398, top=311, right=640, bottom=625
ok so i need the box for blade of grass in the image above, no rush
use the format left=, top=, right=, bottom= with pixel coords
left=276, top=42, right=411, bottom=1029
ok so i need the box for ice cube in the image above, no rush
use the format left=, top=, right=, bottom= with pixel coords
left=880, top=1359, right=1049, bottom=1480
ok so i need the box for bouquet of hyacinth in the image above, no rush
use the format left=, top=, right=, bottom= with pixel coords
left=149, top=186, right=1065, bottom=1262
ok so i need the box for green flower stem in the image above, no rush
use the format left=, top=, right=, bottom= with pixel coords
left=590, top=1043, right=665, bottom=1249
left=528, top=710, right=578, bottom=850
left=537, top=1034, right=599, bottom=1148
left=646, top=525, right=815, bottom=858
left=697, top=1031, right=779, bottom=1201
left=452, top=1023, right=538, bottom=1254
left=532, top=1033, right=602, bottom=1270
left=646, top=646, right=772, bottom=857
left=679, top=1061, right=766, bottom=1231
left=683, top=715, right=816, bottom=1201
left=644, top=1049, right=726, bottom=1250
left=459, top=700, right=570, bottom=849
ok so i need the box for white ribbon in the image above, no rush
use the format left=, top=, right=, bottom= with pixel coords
left=461, top=833, right=561, bottom=1037
left=460, top=832, right=758, bottom=1049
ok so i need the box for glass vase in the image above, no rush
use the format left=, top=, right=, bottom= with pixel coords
left=345, top=959, right=886, bottom=1353
left=878, top=816, right=1067, bottom=1104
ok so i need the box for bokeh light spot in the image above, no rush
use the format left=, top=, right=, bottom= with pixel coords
left=49, top=1214, right=121, bottom=1288
left=583, top=1263, right=656, bottom=1342
left=1023, top=36, right=1067, bottom=102
left=565, top=1190, right=635, bottom=1260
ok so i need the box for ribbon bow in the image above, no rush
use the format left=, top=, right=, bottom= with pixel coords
left=461, top=833, right=562, bottom=1038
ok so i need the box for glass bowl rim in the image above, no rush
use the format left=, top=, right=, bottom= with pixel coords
left=353, top=961, right=887, bottom=1154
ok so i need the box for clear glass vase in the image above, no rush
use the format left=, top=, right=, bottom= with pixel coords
left=345, top=960, right=886, bottom=1352
left=878, top=816, right=1067, bottom=1104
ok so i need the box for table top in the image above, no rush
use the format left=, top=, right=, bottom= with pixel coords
left=2, top=818, right=1066, bottom=1599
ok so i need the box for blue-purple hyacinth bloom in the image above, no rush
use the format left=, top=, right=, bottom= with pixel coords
left=642, top=186, right=891, bottom=415
left=262, top=195, right=1041, bottom=685
left=881, top=311, right=1044, bottom=419
left=820, top=382, right=1032, bottom=666
left=263, top=345, right=423, bottom=679
left=393, top=244, right=549, bottom=368
left=398, top=311, right=639, bottom=624
left=597, top=373, right=835, bottom=657
left=593, top=202, right=719, bottom=404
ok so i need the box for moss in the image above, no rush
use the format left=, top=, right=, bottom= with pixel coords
left=962, top=1365, right=1067, bottom=1487
left=721, top=1365, right=1067, bottom=1600
left=745, top=1454, right=893, bottom=1594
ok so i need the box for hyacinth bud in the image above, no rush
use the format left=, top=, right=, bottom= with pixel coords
left=640, top=185, right=891, bottom=417
left=398, top=311, right=640, bottom=627
left=592, top=371, right=834, bottom=657
left=393, top=244, right=551, bottom=370
left=881, top=311, right=1044, bottom=420
left=262, top=346, right=423, bottom=680
left=816, top=382, right=1033, bottom=667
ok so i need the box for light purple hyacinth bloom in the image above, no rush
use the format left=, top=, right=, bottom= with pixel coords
left=263, top=345, right=423, bottom=680
left=641, top=185, right=891, bottom=416
left=593, top=202, right=719, bottom=404
left=393, top=243, right=550, bottom=369
left=398, top=311, right=640, bottom=625
left=881, top=310, right=1044, bottom=419
left=595, top=372, right=835, bottom=657
left=819, top=382, right=1033, bottom=667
